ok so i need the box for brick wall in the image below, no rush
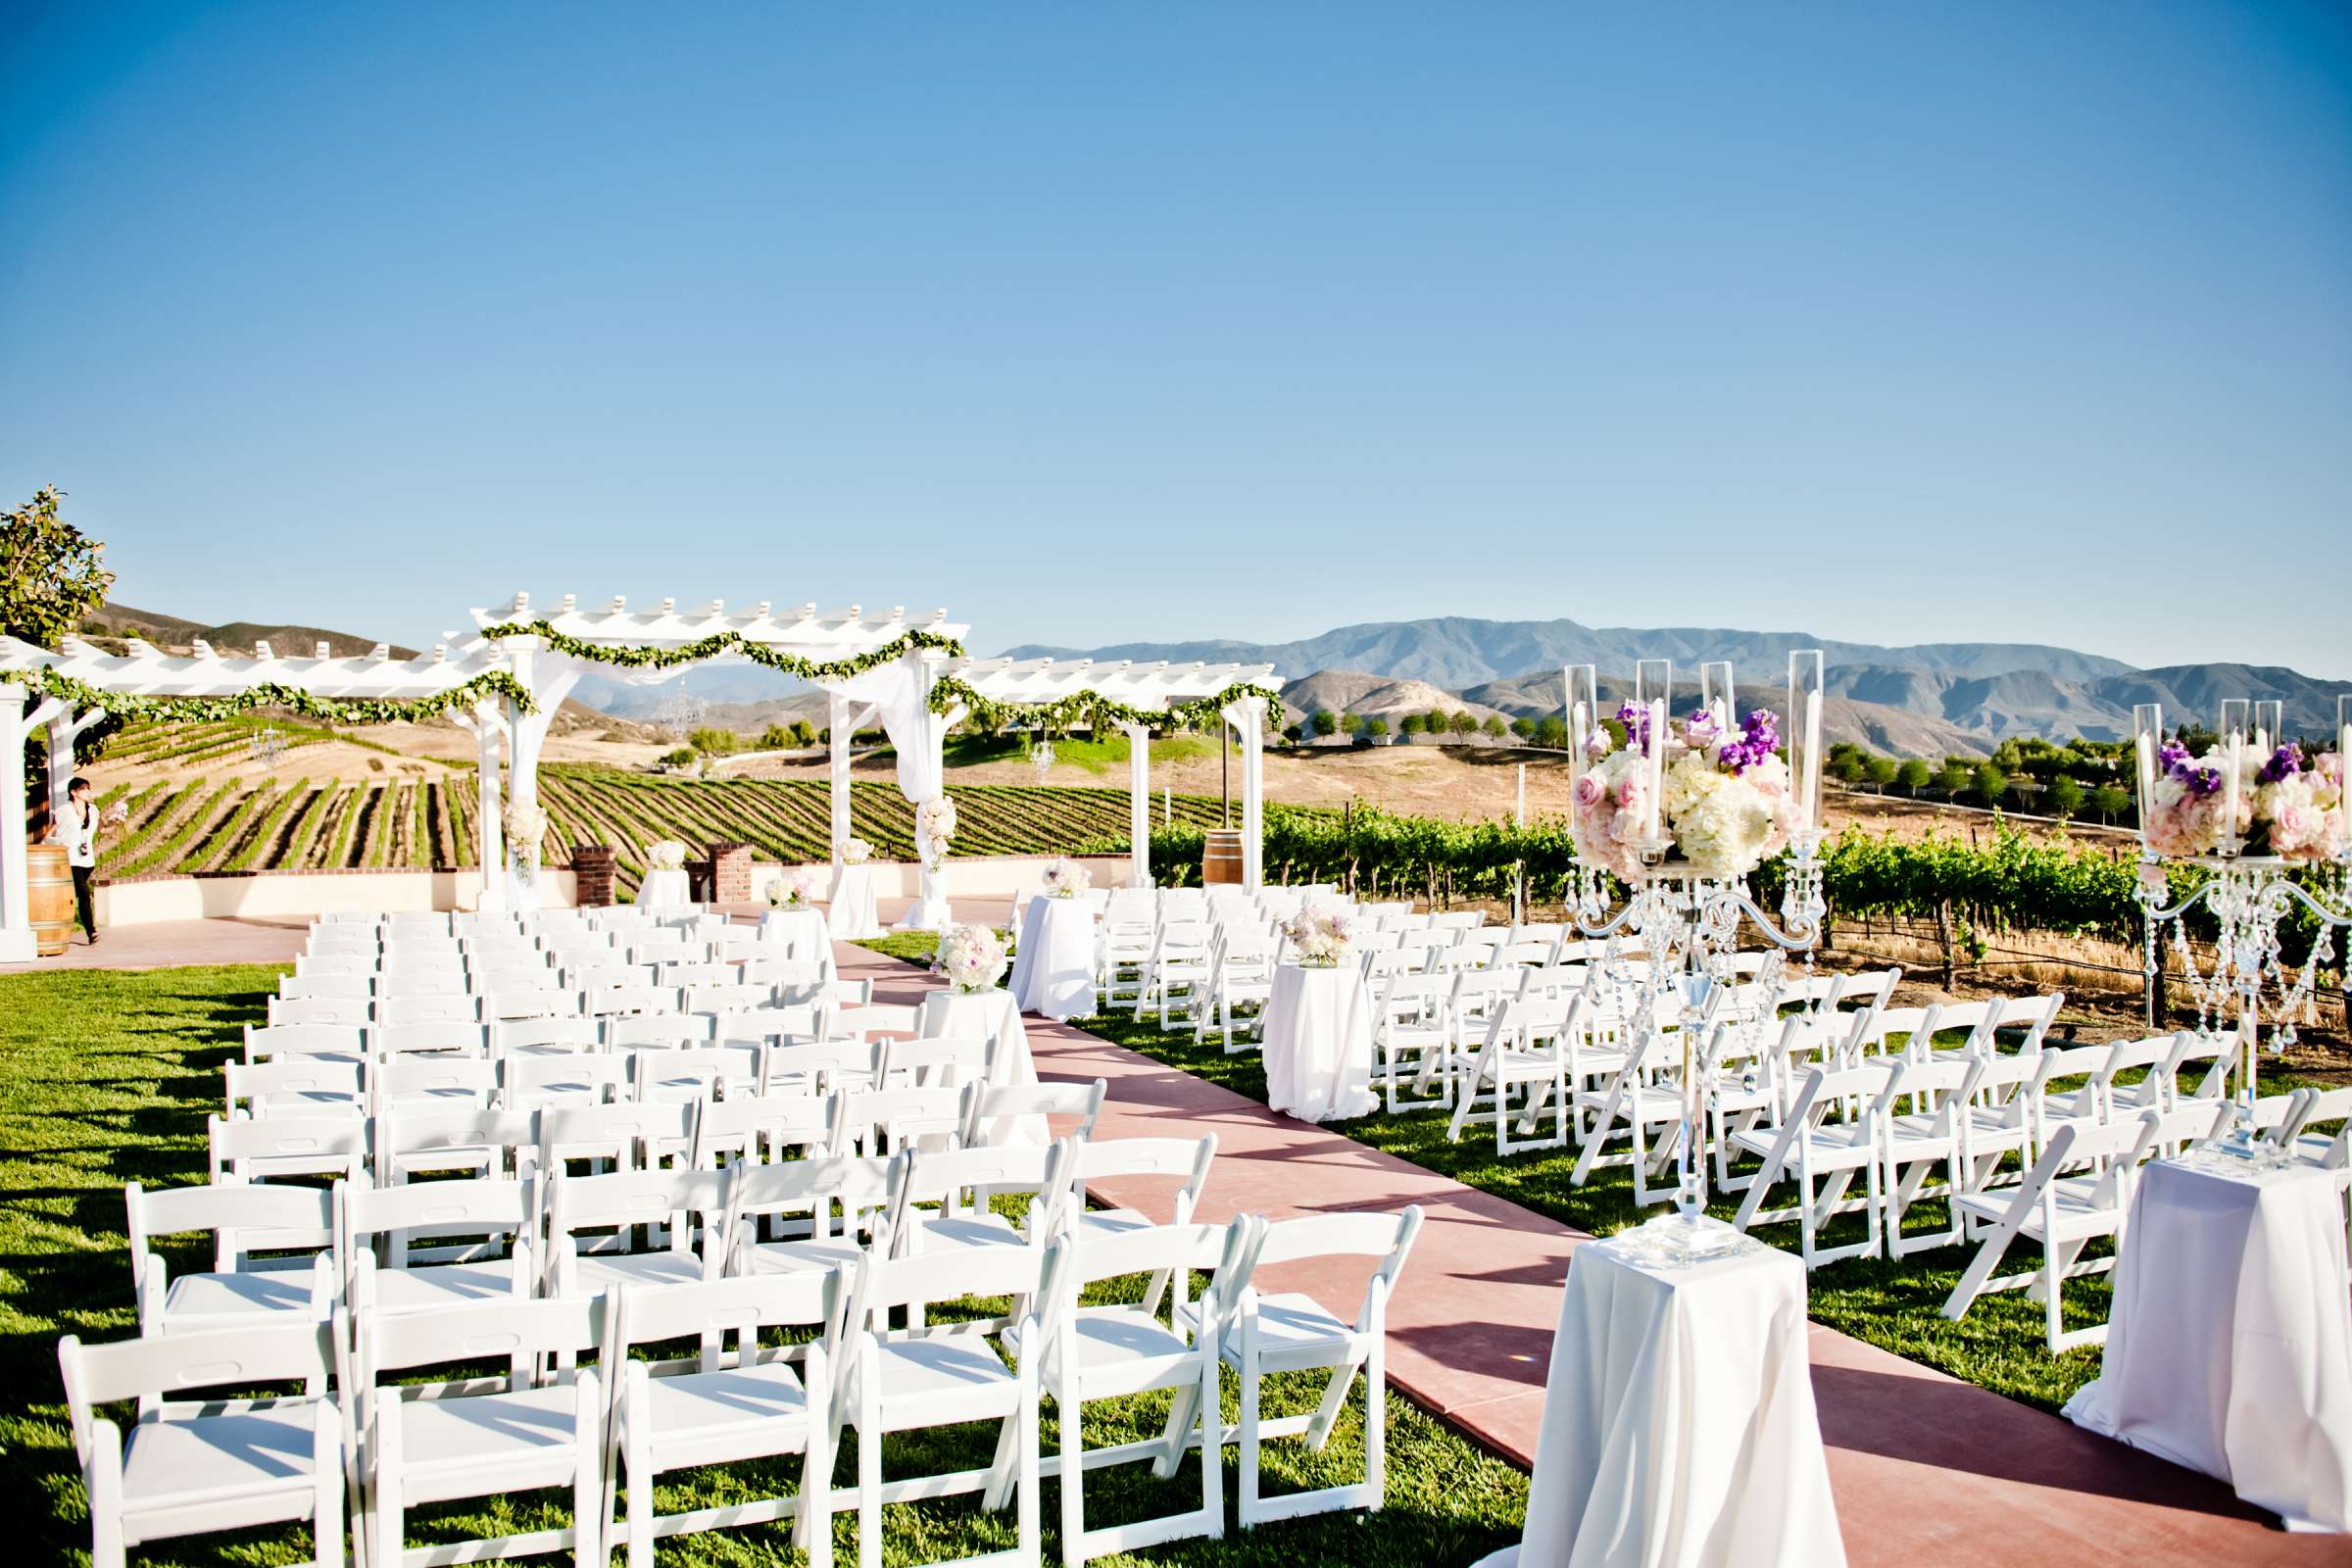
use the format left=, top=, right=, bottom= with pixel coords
left=708, top=842, right=753, bottom=906
left=570, top=845, right=616, bottom=906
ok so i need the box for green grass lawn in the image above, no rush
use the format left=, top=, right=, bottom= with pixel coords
left=861, top=932, right=2336, bottom=1417
left=0, top=965, right=1525, bottom=1567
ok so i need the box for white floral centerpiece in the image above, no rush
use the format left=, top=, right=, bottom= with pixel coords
left=646, top=839, right=689, bottom=871
left=1280, top=906, right=1357, bottom=968
left=914, top=796, right=958, bottom=871
left=1040, top=857, right=1091, bottom=899
left=840, top=837, right=872, bottom=865
left=933, top=922, right=1010, bottom=995
left=767, top=865, right=824, bottom=908
left=502, top=802, right=548, bottom=879
left=2142, top=737, right=2346, bottom=861
left=2255, top=746, right=2347, bottom=862
left=1570, top=706, right=1796, bottom=883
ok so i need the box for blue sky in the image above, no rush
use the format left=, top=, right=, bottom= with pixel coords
left=3, top=2, right=2348, bottom=676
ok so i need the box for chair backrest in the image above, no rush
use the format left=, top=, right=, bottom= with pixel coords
left=1238, top=1206, right=1422, bottom=1329
left=850, top=1236, right=1050, bottom=1321
left=269, top=995, right=371, bottom=1026
left=341, top=1175, right=535, bottom=1273
left=834, top=1004, right=920, bottom=1041
left=683, top=981, right=779, bottom=1017
left=584, top=984, right=681, bottom=1018
left=279, top=972, right=371, bottom=1002
left=887, top=1034, right=991, bottom=1088
left=208, top=1113, right=368, bottom=1184
left=547, top=1164, right=733, bottom=1257
left=538, top=1100, right=696, bottom=1172
left=604, top=1011, right=714, bottom=1050
left=605, top=1269, right=836, bottom=1376
left=1985, top=992, right=2065, bottom=1054
left=127, top=1180, right=334, bottom=1275
left=360, top=1294, right=603, bottom=1386
left=718, top=1001, right=827, bottom=1046
left=373, top=994, right=482, bottom=1027
left=375, top=1104, right=540, bottom=1180
left=58, top=1319, right=336, bottom=1459
left=373, top=1054, right=498, bottom=1107
left=479, top=983, right=582, bottom=1021
left=960, top=1079, right=1105, bottom=1147
left=502, top=1051, right=628, bottom=1107
left=370, top=1019, right=489, bottom=1058
left=762, top=1038, right=883, bottom=1095
left=688, top=1092, right=835, bottom=1167
left=727, top=1152, right=903, bottom=1247
left=225, top=1057, right=363, bottom=1115
left=832, top=1086, right=966, bottom=1153
left=493, top=1015, right=603, bottom=1055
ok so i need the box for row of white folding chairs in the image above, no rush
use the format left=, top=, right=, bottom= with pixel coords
left=300, top=928, right=767, bottom=975
left=269, top=968, right=834, bottom=1027
left=74, top=1171, right=1418, bottom=1568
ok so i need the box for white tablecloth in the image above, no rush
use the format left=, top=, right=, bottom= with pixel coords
left=637, top=867, right=692, bottom=909
left=917, top=988, right=1047, bottom=1146
left=1008, top=897, right=1096, bottom=1023
left=759, top=906, right=832, bottom=962
left=827, top=862, right=881, bottom=940
left=2064, top=1156, right=2352, bottom=1532
left=1477, top=1239, right=1846, bottom=1568
left=1262, top=962, right=1376, bottom=1123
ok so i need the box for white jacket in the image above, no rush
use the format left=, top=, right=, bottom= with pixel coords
left=58, top=802, right=98, bottom=868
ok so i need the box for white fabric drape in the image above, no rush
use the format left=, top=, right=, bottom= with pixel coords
left=2064, top=1158, right=2352, bottom=1533
left=834, top=655, right=952, bottom=929
left=1478, top=1241, right=1846, bottom=1568
left=824, top=863, right=882, bottom=941
left=1008, top=897, right=1095, bottom=1022
left=637, top=868, right=692, bottom=909
left=1262, top=963, right=1377, bottom=1123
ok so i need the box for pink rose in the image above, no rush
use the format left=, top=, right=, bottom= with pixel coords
left=1573, top=772, right=1605, bottom=808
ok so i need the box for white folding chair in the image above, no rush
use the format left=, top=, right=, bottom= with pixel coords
left=270, top=996, right=373, bottom=1027
left=834, top=1244, right=1049, bottom=1568
left=226, top=1058, right=365, bottom=1120
left=209, top=1112, right=368, bottom=1187
left=1176, top=1206, right=1422, bottom=1528
left=246, top=1022, right=368, bottom=1065
left=546, top=1164, right=733, bottom=1298
left=340, top=1175, right=536, bottom=1316
left=1729, top=1063, right=1897, bottom=1268
left=601, top=1273, right=839, bottom=1568
left=1014, top=1219, right=1259, bottom=1565
left=58, top=1321, right=343, bottom=1568
left=357, top=1296, right=607, bottom=1568
left=959, top=1079, right=1106, bottom=1148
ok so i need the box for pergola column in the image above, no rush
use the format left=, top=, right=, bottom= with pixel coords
left=454, top=706, right=506, bottom=910
left=0, top=684, right=37, bottom=961
left=43, top=703, right=108, bottom=830
left=1123, top=720, right=1153, bottom=887
left=1223, top=695, right=1266, bottom=892
left=828, top=692, right=854, bottom=864
left=901, top=651, right=959, bottom=931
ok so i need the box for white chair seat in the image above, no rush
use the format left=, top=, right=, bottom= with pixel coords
left=1952, top=1175, right=2119, bottom=1241
left=644, top=1361, right=809, bottom=1449
left=1074, top=1207, right=1154, bottom=1243
left=122, top=1404, right=322, bottom=1514
left=1180, top=1291, right=1357, bottom=1371
left=1730, top=1121, right=1874, bottom=1159
left=367, top=1258, right=525, bottom=1312
left=163, top=1269, right=318, bottom=1324
left=1003, top=1305, right=1195, bottom=1379
left=847, top=1337, right=1017, bottom=1427
left=1886, top=1113, right=1956, bottom=1151
left=395, top=1385, right=583, bottom=1496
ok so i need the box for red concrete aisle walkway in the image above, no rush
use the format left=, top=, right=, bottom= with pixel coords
left=839, top=939, right=2347, bottom=1568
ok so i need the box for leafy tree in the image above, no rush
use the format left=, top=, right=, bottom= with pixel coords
left=2048, top=773, right=2085, bottom=819
left=1283, top=723, right=1304, bottom=742
left=1936, top=760, right=1974, bottom=798
left=1310, top=708, right=1340, bottom=738
left=7, top=486, right=118, bottom=802
left=2091, top=783, right=2132, bottom=824
left=791, top=719, right=817, bottom=747
left=1448, top=711, right=1479, bottom=737
left=688, top=726, right=739, bottom=756
left=1426, top=708, right=1450, bottom=734
left=660, top=746, right=698, bottom=766
left=1397, top=712, right=1424, bottom=735
left=1975, top=761, right=2009, bottom=805
left=1365, top=716, right=1390, bottom=739
left=1866, top=756, right=1900, bottom=793
left=1834, top=752, right=1871, bottom=787
left=1482, top=713, right=1508, bottom=739
left=3, top=486, right=112, bottom=648
left=1510, top=716, right=1536, bottom=740
left=758, top=724, right=795, bottom=751
left=1535, top=714, right=1568, bottom=749
left=1897, top=759, right=1933, bottom=797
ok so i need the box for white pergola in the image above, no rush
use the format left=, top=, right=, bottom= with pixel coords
left=0, top=631, right=501, bottom=960
left=946, top=656, right=1277, bottom=888
left=466, top=593, right=974, bottom=925
left=0, top=593, right=1280, bottom=956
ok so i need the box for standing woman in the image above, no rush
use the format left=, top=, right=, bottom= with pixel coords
left=52, top=775, right=108, bottom=945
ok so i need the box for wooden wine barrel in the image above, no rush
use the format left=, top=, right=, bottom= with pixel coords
left=1201, top=828, right=1247, bottom=886
left=27, top=842, right=74, bottom=956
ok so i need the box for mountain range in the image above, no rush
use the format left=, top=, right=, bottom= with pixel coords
left=1004, top=616, right=2352, bottom=757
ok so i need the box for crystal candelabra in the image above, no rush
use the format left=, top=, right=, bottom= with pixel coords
left=248, top=725, right=287, bottom=770
left=1029, top=734, right=1056, bottom=779
left=1564, top=651, right=1831, bottom=1263
left=2132, top=695, right=2352, bottom=1165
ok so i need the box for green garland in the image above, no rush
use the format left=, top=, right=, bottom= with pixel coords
left=479, top=617, right=1284, bottom=735
left=21, top=664, right=538, bottom=725
left=478, top=619, right=968, bottom=678
left=933, top=676, right=1286, bottom=737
